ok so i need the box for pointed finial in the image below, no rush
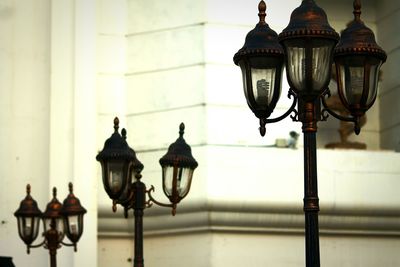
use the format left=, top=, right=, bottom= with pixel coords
left=258, top=0, right=266, bottom=25
left=26, top=184, right=31, bottom=195
left=353, top=0, right=361, bottom=21
left=68, top=182, right=73, bottom=194
left=121, top=128, right=127, bottom=140
left=179, top=123, right=185, bottom=138
left=113, top=117, right=119, bottom=132
left=52, top=187, right=57, bottom=198
left=112, top=200, right=117, bottom=212
left=259, top=118, right=266, bottom=137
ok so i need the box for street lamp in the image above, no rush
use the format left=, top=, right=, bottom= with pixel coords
left=96, top=117, right=198, bottom=267
left=233, top=1, right=386, bottom=267
left=14, top=183, right=86, bottom=267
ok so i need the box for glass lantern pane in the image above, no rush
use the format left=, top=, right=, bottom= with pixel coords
left=21, top=217, right=31, bottom=238
left=337, top=55, right=382, bottom=107
left=339, top=65, right=364, bottom=105
left=162, top=166, right=174, bottom=197
left=43, top=218, right=65, bottom=242
left=67, top=215, right=79, bottom=236
left=176, top=167, right=194, bottom=198
left=368, top=62, right=381, bottom=104
left=18, top=216, right=40, bottom=243
left=312, top=46, right=333, bottom=91
left=108, top=162, right=124, bottom=194
left=284, top=39, right=335, bottom=92
left=239, top=62, right=249, bottom=102
left=251, top=68, right=276, bottom=107
left=33, top=217, right=40, bottom=240
left=287, top=46, right=306, bottom=91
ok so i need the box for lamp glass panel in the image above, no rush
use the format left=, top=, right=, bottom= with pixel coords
left=312, top=45, right=333, bottom=91
left=284, top=39, right=335, bottom=92
left=286, top=46, right=306, bottom=91
left=65, top=214, right=84, bottom=243
left=107, top=162, right=124, bottom=194
left=162, top=166, right=174, bottom=197
left=368, top=62, right=381, bottom=104
left=18, top=216, right=40, bottom=242
left=162, top=166, right=194, bottom=199
left=239, top=62, right=249, bottom=102
left=251, top=68, right=276, bottom=107
left=67, top=215, right=79, bottom=236
left=176, top=167, right=194, bottom=198
left=337, top=55, right=382, bottom=107
left=43, top=218, right=65, bottom=242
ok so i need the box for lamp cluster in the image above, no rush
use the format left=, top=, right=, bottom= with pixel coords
left=234, top=0, right=386, bottom=135
left=96, top=117, right=198, bottom=216
left=14, top=183, right=86, bottom=254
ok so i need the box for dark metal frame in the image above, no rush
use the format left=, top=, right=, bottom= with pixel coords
left=96, top=119, right=198, bottom=267
left=234, top=1, right=386, bottom=267
left=14, top=184, right=86, bottom=267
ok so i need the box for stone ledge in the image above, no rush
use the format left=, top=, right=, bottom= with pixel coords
left=98, top=199, right=400, bottom=238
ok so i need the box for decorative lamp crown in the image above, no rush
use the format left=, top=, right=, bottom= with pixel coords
left=278, top=0, right=339, bottom=42
left=159, top=123, right=198, bottom=169
left=233, top=0, right=284, bottom=64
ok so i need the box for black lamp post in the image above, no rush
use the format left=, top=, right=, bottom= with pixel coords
left=14, top=183, right=86, bottom=267
left=96, top=117, right=198, bottom=267
left=234, top=1, right=386, bottom=267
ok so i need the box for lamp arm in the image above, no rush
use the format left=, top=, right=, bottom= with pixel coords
left=320, top=89, right=361, bottom=134
left=258, top=89, right=298, bottom=136
left=265, top=88, right=298, bottom=124
left=61, top=241, right=77, bottom=252
left=146, top=185, right=174, bottom=209
left=27, top=238, right=46, bottom=254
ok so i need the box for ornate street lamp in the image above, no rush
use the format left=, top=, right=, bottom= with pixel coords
left=14, top=183, right=86, bottom=267
left=234, top=1, right=386, bottom=267
left=96, top=117, right=198, bottom=267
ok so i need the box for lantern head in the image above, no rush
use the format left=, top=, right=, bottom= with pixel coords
left=334, top=0, right=386, bottom=124
left=234, top=1, right=284, bottom=120
left=159, top=123, right=198, bottom=206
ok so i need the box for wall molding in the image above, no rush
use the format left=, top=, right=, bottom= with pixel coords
left=98, top=199, right=400, bottom=238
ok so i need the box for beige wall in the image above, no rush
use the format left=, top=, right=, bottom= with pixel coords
left=377, top=1, right=400, bottom=150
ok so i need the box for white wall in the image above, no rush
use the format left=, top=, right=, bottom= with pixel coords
left=376, top=1, right=400, bottom=150
left=0, top=0, right=98, bottom=266
left=98, top=1, right=400, bottom=267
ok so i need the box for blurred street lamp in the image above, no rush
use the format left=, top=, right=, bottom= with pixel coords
left=233, top=1, right=386, bottom=266
left=14, top=183, right=86, bottom=267
left=96, top=117, right=198, bottom=267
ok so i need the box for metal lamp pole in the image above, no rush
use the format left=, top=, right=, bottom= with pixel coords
left=96, top=118, right=198, bottom=267
left=14, top=183, right=87, bottom=267
left=233, top=1, right=387, bottom=266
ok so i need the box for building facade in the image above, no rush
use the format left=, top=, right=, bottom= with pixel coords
left=0, top=0, right=400, bottom=266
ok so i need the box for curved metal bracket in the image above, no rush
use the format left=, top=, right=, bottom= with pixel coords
left=265, top=89, right=298, bottom=124
left=259, top=89, right=298, bottom=136
left=147, top=185, right=174, bottom=209
left=27, top=239, right=46, bottom=254
left=320, top=89, right=361, bottom=135
left=61, top=241, right=77, bottom=252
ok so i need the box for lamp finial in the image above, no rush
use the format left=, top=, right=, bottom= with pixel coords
left=258, top=0, right=266, bottom=25
left=113, top=117, right=119, bottom=132
left=69, top=182, right=73, bottom=194
left=52, top=187, right=57, bottom=198
left=179, top=123, right=185, bottom=138
left=26, top=184, right=31, bottom=195
left=121, top=128, right=127, bottom=140
left=353, top=0, right=361, bottom=21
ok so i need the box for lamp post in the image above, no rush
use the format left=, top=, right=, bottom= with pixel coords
left=233, top=1, right=386, bottom=267
left=96, top=117, right=198, bottom=267
left=14, top=183, right=86, bottom=267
